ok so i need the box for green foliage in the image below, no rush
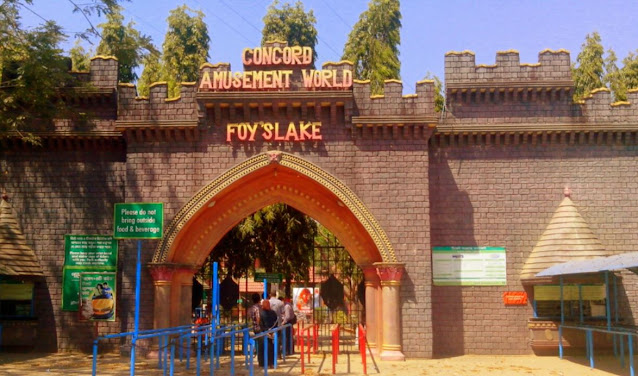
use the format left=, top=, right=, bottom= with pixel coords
left=70, top=40, right=91, bottom=71
left=572, top=32, right=605, bottom=101
left=342, top=0, right=401, bottom=95
left=162, top=5, right=210, bottom=98
left=262, top=0, right=318, bottom=65
left=620, top=52, right=638, bottom=95
left=137, top=52, right=162, bottom=97
left=423, top=72, right=444, bottom=112
left=204, top=204, right=317, bottom=297
left=96, top=5, right=157, bottom=83
left=0, top=2, right=73, bottom=139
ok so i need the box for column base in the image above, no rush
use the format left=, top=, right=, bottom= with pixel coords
left=367, top=343, right=379, bottom=356
left=380, top=350, right=405, bottom=361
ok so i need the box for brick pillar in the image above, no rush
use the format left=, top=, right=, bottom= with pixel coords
left=149, top=264, right=176, bottom=330
left=362, top=265, right=381, bottom=355
left=375, top=262, right=405, bottom=361
left=172, top=267, right=198, bottom=326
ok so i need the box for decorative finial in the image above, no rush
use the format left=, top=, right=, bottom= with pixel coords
left=563, top=186, right=571, bottom=198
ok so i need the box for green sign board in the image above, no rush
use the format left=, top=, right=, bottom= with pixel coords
left=254, top=272, right=283, bottom=283
left=432, top=246, right=506, bottom=286
left=79, top=272, right=116, bottom=321
left=113, top=202, right=163, bottom=239
left=64, top=235, right=117, bottom=268
left=62, top=235, right=118, bottom=311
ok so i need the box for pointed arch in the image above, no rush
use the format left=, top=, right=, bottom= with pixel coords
left=152, top=151, right=396, bottom=267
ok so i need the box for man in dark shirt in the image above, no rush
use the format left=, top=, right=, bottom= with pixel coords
left=259, top=299, right=278, bottom=367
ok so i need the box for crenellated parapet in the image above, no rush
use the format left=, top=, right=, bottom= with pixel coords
left=350, top=79, right=438, bottom=139
left=88, top=56, right=119, bottom=89
left=115, top=81, right=200, bottom=142
left=445, top=49, right=572, bottom=91
left=578, top=88, right=638, bottom=123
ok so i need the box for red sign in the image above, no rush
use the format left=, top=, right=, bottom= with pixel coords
left=502, top=291, right=528, bottom=305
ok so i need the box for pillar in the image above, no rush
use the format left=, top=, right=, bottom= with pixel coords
left=362, top=265, right=381, bottom=355
left=149, top=264, right=176, bottom=330
left=172, top=267, right=198, bottom=326
left=374, top=262, right=405, bottom=361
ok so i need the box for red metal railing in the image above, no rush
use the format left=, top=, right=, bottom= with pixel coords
left=299, top=322, right=319, bottom=374
left=331, top=324, right=340, bottom=374
left=358, top=324, right=367, bottom=375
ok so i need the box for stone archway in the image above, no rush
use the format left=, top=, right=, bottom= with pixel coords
left=149, top=151, right=405, bottom=360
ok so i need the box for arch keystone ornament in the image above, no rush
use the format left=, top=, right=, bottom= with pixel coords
left=375, top=262, right=406, bottom=361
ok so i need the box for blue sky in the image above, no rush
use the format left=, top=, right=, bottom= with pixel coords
left=19, top=0, right=638, bottom=94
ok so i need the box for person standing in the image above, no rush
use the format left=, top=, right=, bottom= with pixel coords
left=259, top=299, right=277, bottom=367
left=281, top=297, right=296, bottom=354
left=248, top=294, right=262, bottom=365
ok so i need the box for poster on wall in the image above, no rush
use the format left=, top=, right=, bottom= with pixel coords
left=293, top=287, right=322, bottom=322
left=432, top=246, right=506, bottom=286
left=79, top=272, right=116, bottom=321
left=62, top=235, right=117, bottom=311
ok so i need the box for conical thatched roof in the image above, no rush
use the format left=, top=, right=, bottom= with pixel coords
left=0, top=196, right=44, bottom=276
left=520, top=189, right=609, bottom=281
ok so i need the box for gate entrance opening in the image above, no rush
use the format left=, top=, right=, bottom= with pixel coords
left=148, top=152, right=406, bottom=360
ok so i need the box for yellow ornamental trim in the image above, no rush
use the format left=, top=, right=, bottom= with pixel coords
left=497, top=49, right=519, bottom=54
left=90, top=55, right=118, bottom=61
left=135, top=96, right=149, bottom=101
left=149, top=81, right=168, bottom=88
left=590, top=87, right=611, bottom=94
left=200, top=62, right=230, bottom=69
left=574, top=100, right=586, bottom=104
left=384, top=79, right=402, bottom=84
left=477, top=64, right=497, bottom=68
left=540, top=48, right=570, bottom=54
left=118, top=83, right=136, bottom=87
left=370, top=95, right=385, bottom=99
left=165, top=96, right=181, bottom=102
left=403, top=94, right=418, bottom=98
left=182, top=82, right=197, bottom=86
left=322, top=60, right=354, bottom=66
left=417, top=79, right=434, bottom=84
left=611, top=101, right=631, bottom=107
left=628, top=88, right=638, bottom=93
left=445, top=50, right=475, bottom=56
left=353, top=79, right=371, bottom=84
left=521, top=63, right=541, bottom=67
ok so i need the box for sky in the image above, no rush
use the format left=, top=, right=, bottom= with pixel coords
left=18, top=0, right=638, bottom=94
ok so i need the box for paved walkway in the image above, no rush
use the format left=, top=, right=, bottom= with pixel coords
left=0, top=351, right=632, bottom=375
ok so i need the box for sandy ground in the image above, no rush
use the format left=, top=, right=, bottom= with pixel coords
left=0, top=351, right=634, bottom=376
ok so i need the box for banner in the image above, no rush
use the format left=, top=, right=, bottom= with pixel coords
left=79, top=272, right=116, bottom=321
left=433, top=246, right=506, bottom=286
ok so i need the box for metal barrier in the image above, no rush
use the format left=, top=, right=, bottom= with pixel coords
left=331, top=324, right=340, bottom=374
left=559, top=324, right=636, bottom=376
left=299, top=322, right=319, bottom=374
left=358, top=324, right=367, bottom=375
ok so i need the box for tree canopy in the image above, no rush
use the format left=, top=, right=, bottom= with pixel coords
left=262, top=0, right=318, bottom=65
left=96, top=5, right=156, bottom=83
left=572, top=32, right=605, bottom=101
left=161, top=5, right=210, bottom=98
left=342, top=0, right=401, bottom=95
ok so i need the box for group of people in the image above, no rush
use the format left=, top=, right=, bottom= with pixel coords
left=248, top=292, right=297, bottom=368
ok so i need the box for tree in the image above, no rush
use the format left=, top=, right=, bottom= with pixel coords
left=70, top=40, right=91, bottom=71
left=423, top=72, right=444, bottom=112
left=0, top=1, right=122, bottom=141
left=342, top=0, right=401, bottom=95
left=572, top=32, right=605, bottom=101
left=262, top=0, right=318, bottom=65
left=96, top=5, right=157, bottom=83
left=204, top=203, right=317, bottom=298
left=137, top=52, right=162, bottom=97
left=162, top=5, right=210, bottom=98
left=619, top=51, right=638, bottom=98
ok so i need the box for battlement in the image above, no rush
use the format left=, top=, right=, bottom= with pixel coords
left=445, top=49, right=572, bottom=90
left=87, top=56, right=119, bottom=88
left=578, top=88, right=638, bottom=122
left=117, top=81, right=198, bottom=121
